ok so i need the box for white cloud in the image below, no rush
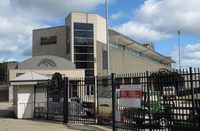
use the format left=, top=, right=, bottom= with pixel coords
left=0, top=57, right=16, bottom=63
left=114, top=21, right=171, bottom=41
left=114, top=0, right=200, bottom=42
left=171, top=43, right=200, bottom=68
left=0, top=0, right=107, bottom=62
left=111, top=11, right=123, bottom=21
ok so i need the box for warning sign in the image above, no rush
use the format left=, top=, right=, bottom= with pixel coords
left=119, top=84, right=142, bottom=108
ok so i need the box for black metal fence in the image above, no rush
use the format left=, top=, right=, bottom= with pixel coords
left=33, top=68, right=200, bottom=131
left=66, top=76, right=96, bottom=124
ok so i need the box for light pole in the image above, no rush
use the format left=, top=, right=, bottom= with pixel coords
left=177, top=30, right=181, bottom=70
left=106, top=0, right=110, bottom=76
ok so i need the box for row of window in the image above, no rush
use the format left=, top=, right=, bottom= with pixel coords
left=74, top=46, right=93, bottom=53
left=74, top=38, right=93, bottom=45
left=69, top=80, right=94, bottom=98
left=74, top=23, right=94, bottom=77
left=75, top=62, right=94, bottom=69
left=74, top=31, right=93, bottom=38
left=74, top=23, right=93, bottom=31
left=74, top=54, right=94, bottom=61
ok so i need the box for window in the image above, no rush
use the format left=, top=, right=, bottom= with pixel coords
left=85, top=70, right=94, bottom=76
left=75, top=62, right=94, bottom=69
left=86, top=85, right=94, bottom=95
left=75, top=54, right=94, bottom=61
left=74, top=46, right=93, bottom=53
left=74, top=31, right=93, bottom=38
left=74, top=22, right=94, bottom=77
left=103, top=50, right=108, bottom=69
left=69, top=81, right=78, bottom=98
left=74, top=38, right=93, bottom=45
left=74, top=23, right=93, bottom=31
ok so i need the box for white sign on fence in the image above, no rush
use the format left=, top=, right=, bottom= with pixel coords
left=119, top=84, right=142, bottom=108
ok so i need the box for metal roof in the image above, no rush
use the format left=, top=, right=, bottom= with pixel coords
left=109, top=29, right=175, bottom=64
left=10, top=72, right=50, bottom=85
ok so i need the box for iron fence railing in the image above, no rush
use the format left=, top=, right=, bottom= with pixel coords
left=33, top=68, right=200, bottom=131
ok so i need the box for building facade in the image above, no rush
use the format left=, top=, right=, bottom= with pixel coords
left=32, top=12, right=174, bottom=77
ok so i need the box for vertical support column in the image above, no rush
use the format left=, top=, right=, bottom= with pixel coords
left=33, top=85, right=36, bottom=119
left=146, top=71, right=152, bottom=131
left=95, top=76, right=98, bottom=124
left=111, top=73, right=116, bottom=131
left=63, top=77, right=69, bottom=124
left=190, top=67, right=195, bottom=126
left=46, top=80, right=49, bottom=120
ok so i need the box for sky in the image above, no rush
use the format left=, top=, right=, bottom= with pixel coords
left=0, top=0, right=200, bottom=69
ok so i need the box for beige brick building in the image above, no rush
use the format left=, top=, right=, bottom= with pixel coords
left=32, top=12, right=174, bottom=77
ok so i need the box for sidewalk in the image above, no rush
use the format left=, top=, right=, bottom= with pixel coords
left=0, top=102, right=111, bottom=131
left=0, top=118, right=112, bottom=131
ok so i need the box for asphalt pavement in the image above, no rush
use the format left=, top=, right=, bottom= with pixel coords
left=0, top=102, right=111, bottom=131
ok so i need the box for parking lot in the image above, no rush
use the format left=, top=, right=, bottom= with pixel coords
left=0, top=102, right=111, bottom=131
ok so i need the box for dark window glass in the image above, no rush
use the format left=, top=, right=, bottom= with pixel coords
left=74, top=38, right=93, bottom=45
left=103, top=50, right=108, bottom=69
left=85, top=77, right=95, bottom=85
left=75, top=54, right=94, bottom=61
left=74, top=46, right=93, bottom=53
left=69, top=81, right=78, bottom=98
left=74, top=31, right=93, bottom=38
left=74, top=23, right=93, bottom=30
left=86, top=86, right=90, bottom=95
left=86, top=86, right=94, bottom=95
left=75, top=62, right=94, bottom=69
left=85, top=70, right=94, bottom=76
left=91, top=86, right=94, bottom=95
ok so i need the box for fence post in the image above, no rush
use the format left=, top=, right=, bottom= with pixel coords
left=46, top=80, right=49, bottom=120
left=33, top=85, right=36, bottom=119
left=63, top=77, right=68, bottom=124
left=95, top=76, right=98, bottom=124
left=111, top=73, right=116, bottom=131
left=189, top=67, right=196, bottom=126
left=146, top=71, right=152, bottom=131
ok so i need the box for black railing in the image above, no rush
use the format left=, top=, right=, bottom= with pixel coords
left=33, top=68, right=200, bottom=131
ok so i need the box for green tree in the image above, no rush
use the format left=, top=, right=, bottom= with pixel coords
left=0, top=63, right=7, bottom=84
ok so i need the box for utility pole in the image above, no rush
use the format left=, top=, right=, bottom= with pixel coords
left=177, top=30, right=181, bottom=70
left=106, top=0, right=110, bottom=76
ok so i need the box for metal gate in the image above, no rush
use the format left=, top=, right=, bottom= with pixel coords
left=65, top=76, right=96, bottom=124
left=34, top=73, right=64, bottom=122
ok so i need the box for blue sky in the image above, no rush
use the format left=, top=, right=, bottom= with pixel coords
left=1, top=0, right=200, bottom=69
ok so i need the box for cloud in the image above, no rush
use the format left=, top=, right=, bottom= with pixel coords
left=0, top=0, right=106, bottom=62
left=0, top=57, right=16, bottom=63
left=11, top=0, right=106, bottom=22
left=171, top=43, right=200, bottom=68
left=114, top=0, right=200, bottom=42
left=114, top=21, right=171, bottom=42
left=111, top=11, right=123, bottom=21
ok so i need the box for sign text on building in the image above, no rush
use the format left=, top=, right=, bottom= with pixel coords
left=40, top=35, right=57, bottom=45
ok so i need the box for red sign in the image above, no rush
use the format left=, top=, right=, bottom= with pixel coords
left=120, top=90, right=141, bottom=98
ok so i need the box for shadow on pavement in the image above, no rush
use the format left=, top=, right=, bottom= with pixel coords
left=65, top=124, right=111, bottom=131
left=0, top=102, right=15, bottom=118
